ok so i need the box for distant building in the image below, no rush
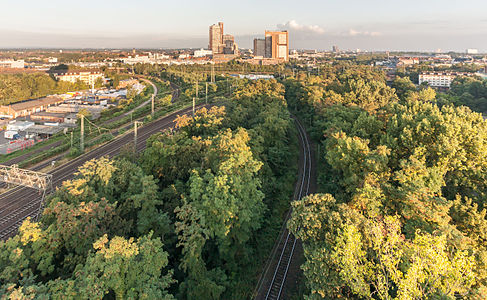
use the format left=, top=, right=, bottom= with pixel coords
left=332, top=45, right=339, bottom=53
left=209, top=22, right=238, bottom=55
left=238, top=74, right=274, bottom=80
left=222, top=34, right=238, bottom=54
left=253, top=38, right=266, bottom=57
left=117, top=79, right=139, bottom=89
left=0, top=59, right=25, bottom=69
left=264, top=31, right=289, bottom=61
left=396, top=57, right=420, bottom=67
left=194, top=48, right=213, bottom=58
left=419, top=72, right=472, bottom=88
left=48, top=57, right=58, bottom=63
left=122, top=53, right=169, bottom=65
left=466, top=49, right=479, bottom=54
left=209, top=22, right=224, bottom=54
left=53, top=70, right=104, bottom=85
left=122, top=55, right=150, bottom=64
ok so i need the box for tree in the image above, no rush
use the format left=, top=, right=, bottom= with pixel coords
left=188, top=128, right=265, bottom=259
left=159, top=94, right=172, bottom=106
left=392, top=76, right=416, bottom=100
left=286, top=67, right=487, bottom=297
left=74, top=233, right=174, bottom=299
left=289, top=194, right=477, bottom=299
left=175, top=201, right=227, bottom=300
left=126, top=84, right=138, bottom=100
left=94, top=77, right=104, bottom=88
left=333, top=217, right=476, bottom=300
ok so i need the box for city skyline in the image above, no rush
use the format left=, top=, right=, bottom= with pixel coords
left=1, top=0, right=487, bottom=52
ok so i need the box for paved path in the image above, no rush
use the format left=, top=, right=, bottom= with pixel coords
left=123, top=78, right=158, bottom=116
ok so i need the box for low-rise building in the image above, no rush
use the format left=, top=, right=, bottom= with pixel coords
left=193, top=48, right=213, bottom=58
left=6, top=121, right=34, bottom=131
left=0, top=96, right=64, bottom=119
left=0, top=59, right=25, bottom=69
left=47, top=104, right=104, bottom=120
left=396, top=57, right=420, bottom=67
left=64, top=113, right=78, bottom=124
left=117, top=79, right=139, bottom=89
left=30, top=112, right=67, bottom=123
left=53, top=70, right=104, bottom=85
left=419, top=72, right=472, bottom=88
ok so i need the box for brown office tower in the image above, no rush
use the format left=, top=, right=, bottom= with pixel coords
left=209, top=22, right=224, bottom=54
left=264, top=31, right=289, bottom=61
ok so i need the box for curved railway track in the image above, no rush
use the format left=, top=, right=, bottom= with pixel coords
left=255, top=117, right=312, bottom=300
left=0, top=103, right=206, bottom=240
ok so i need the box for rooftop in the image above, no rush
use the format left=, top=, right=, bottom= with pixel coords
left=24, top=125, right=63, bottom=135
left=52, top=69, right=102, bottom=75
left=31, top=111, right=68, bottom=117
left=1, top=96, right=64, bottom=112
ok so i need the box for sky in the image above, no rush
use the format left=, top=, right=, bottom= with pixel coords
left=1, top=0, right=487, bottom=52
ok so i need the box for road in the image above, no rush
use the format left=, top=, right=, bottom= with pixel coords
left=254, top=117, right=315, bottom=300
left=0, top=103, right=207, bottom=240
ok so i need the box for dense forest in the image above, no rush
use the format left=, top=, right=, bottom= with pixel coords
left=442, top=76, right=487, bottom=113
left=286, top=65, right=487, bottom=299
left=0, top=78, right=298, bottom=299
left=0, top=73, right=89, bottom=105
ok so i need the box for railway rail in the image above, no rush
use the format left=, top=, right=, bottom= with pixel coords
left=0, top=103, right=206, bottom=240
left=255, top=117, right=312, bottom=300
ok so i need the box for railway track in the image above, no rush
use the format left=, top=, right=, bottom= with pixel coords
left=0, top=103, right=206, bottom=240
left=255, top=117, right=312, bottom=300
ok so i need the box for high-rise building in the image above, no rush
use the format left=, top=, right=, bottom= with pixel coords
left=332, top=45, right=339, bottom=53
left=209, top=22, right=238, bottom=55
left=253, top=38, right=266, bottom=57
left=222, top=34, right=238, bottom=54
left=466, top=48, right=478, bottom=54
left=264, top=31, right=289, bottom=61
left=209, top=22, right=224, bottom=54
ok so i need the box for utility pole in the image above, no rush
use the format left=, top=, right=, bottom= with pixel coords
left=195, top=80, right=198, bottom=100
left=192, top=97, right=195, bottom=117
left=151, top=94, right=155, bottom=116
left=134, top=121, right=143, bottom=151
left=80, top=115, right=84, bottom=152
left=205, top=82, right=208, bottom=104
left=70, top=131, right=73, bottom=148
left=211, top=64, right=215, bottom=83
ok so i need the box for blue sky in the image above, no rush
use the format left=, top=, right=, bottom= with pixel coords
left=1, top=0, right=487, bottom=51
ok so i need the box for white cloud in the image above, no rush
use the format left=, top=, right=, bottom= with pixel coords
left=277, top=20, right=325, bottom=34
left=347, top=29, right=382, bottom=37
